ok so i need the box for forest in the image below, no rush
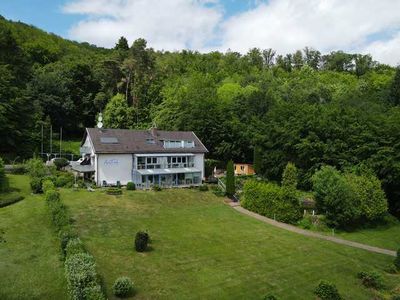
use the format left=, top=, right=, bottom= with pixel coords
left=0, top=15, right=399, bottom=217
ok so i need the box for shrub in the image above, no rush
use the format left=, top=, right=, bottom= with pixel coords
left=198, top=184, right=208, bottom=191
left=298, top=217, right=312, bottom=229
left=26, top=158, right=47, bottom=178
left=55, top=173, right=74, bottom=188
left=112, top=276, right=134, bottom=297
left=152, top=185, right=162, bottom=192
left=53, top=158, right=69, bottom=170
left=282, top=162, right=298, bottom=190
left=314, top=280, right=342, bottom=300
left=83, top=285, right=105, bottom=300
left=126, top=182, right=135, bottom=190
left=42, top=179, right=55, bottom=193
left=66, top=238, right=86, bottom=258
left=135, top=231, right=149, bottom=252
left=263, top=294, right=278, bottom=300
left=225, top=160, right=235, bottom=197
left=65, top=252, right=102, bottom=300
left=357, top=271, right=384, bottom=289
left=312, top=166, right=387, bottom=228
left=45, top=189, right=60, bottom=204
left=392, top=294, right=400, bottom=300
left=30, top=177, right=43, bottom=193
left=395, top=249, right=400, bottom=271
left=106, top=187, right=122, bottom=195
left=241, top=180, right=301, bottom=224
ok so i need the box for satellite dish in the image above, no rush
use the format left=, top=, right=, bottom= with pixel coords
left=97, top=121, right=103, bottom=128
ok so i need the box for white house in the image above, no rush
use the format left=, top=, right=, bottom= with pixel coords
left=71, top=127, right=208, bottom=189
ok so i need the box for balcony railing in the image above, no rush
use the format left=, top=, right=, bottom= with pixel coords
left=137, top=162, right=195, bottom=170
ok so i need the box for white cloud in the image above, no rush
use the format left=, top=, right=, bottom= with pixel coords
left=219, top=0, right=400, bottom=56
left=361, top=33, right=400, bottom=66
left=63, top=0, right=400, bottom=65
left=63, top=0, right=223, bottom=50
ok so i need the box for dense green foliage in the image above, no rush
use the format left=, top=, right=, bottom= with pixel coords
left=1, top=16, right=400, bottom=217
left=53, top=158, right=69, bottom=170
left=314, top=280, right=342, bottom=300
left=312, top=166, right=388, bottom=228
left=241, top=180, right=301, bottom=223
left=281, top=162, right=298, bottom=190
left=253, top=147, right=262, bottom=175
left=112, top=277, right=134, bottom=297
left=357, top=271, right=384, bottom=289
left=135, top=231, right=149, bottom=252
left=126, top=182, right=135, bottom=190
left=225, top=160, right=235, bottom=197
left=64, top=252, right=104, bottom=300
left=0, top=157, right=8, bottom=192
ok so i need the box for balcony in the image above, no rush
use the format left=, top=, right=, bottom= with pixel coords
left=137, top=162, right=195, bottom=170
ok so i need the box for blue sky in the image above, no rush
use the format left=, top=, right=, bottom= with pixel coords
left=1, top=0, right=399, bottom=65
left=0, top=0, right=255, bottom=37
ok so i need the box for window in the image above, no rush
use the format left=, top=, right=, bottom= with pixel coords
left=241, top=165, right=245, bottom=171
left=100, top=137, right=118, bottom=144
left=146, top=138, right=155, bottom=144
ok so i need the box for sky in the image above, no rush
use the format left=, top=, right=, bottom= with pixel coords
left=1, top=0, right=400, bottom=65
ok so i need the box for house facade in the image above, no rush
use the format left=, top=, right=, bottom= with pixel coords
left=71, top=128, right=208, bottom=189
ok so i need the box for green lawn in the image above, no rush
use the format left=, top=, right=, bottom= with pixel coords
left=62, top=187, right=400, bottom=300
left=0, top=175, right=67, bottom=300
left=329, top=220, right=400, bottom=251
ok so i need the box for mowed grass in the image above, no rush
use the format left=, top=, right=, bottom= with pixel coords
left=62, top=188, right=400, bottom=299
left=325, top=220, right=400, bottom=251
left=0, top=175, right=67, bottom=300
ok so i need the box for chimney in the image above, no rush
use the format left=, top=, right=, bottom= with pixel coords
left=150, top=126, right=157, bottom=138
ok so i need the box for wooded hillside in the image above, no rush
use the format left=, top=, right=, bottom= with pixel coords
left=0, top=15, right=399, bottom=216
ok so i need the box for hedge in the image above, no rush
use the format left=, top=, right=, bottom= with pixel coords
left=43, top=185, right=106, bottom=300
left=0, top=193, right=24, bottom=208
left=65, top=252, right=103, bottom=300
left=241, top=180, right=301, bottom=224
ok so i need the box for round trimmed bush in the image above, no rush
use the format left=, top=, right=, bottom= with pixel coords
left=112, top=276, right=134, bottom=298
left=126, top=182, right=135, bottom=190
left=314, top=280, right=341, bottom=300
left=135, top=231, right=149, bottom=252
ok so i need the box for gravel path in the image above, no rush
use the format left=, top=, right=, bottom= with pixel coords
left=231, top=204, right=396, bottom=257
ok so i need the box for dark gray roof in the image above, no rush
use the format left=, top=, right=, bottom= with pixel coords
left=85, top=128, right=208, bottom=154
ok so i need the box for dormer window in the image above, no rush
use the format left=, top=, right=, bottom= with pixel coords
left=163, top=140, right=195, bottom=149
